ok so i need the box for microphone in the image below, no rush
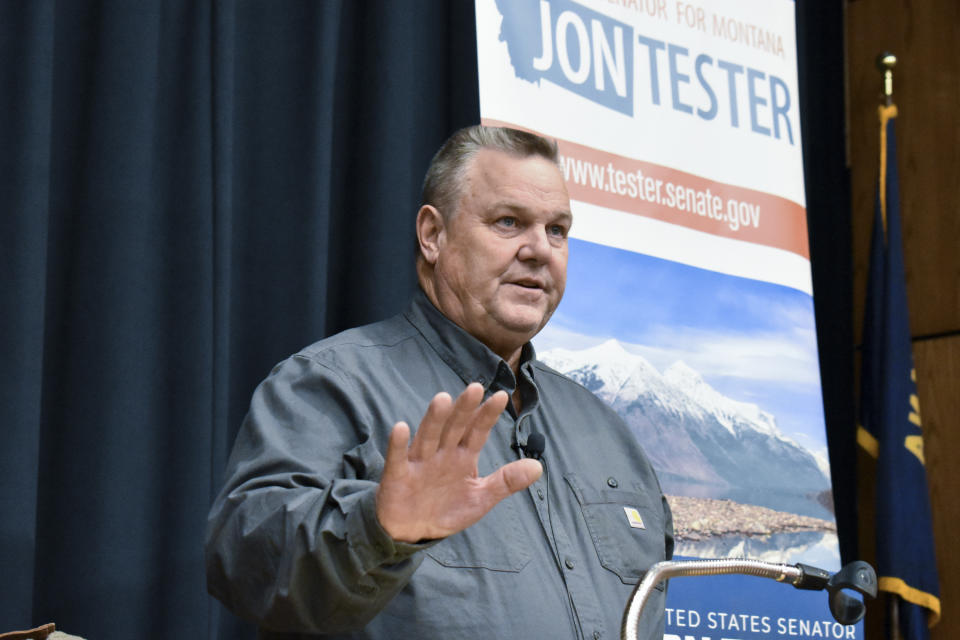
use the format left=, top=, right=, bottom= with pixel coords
left=523, top=432, right=546, bottom=460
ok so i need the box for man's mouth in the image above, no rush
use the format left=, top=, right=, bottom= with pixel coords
left=510, top=278, right=545, bottom=290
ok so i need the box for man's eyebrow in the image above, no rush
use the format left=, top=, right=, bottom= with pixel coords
left=491, top=203, right=573, bottom=220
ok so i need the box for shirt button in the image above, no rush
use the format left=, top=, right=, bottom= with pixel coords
left=565, top=557, right=575, bottom=570
left=607, top=477, right=619, bottom=488
left=537, top=488, right=545, bottom=500
left=593, top=632, right=602, bottom=639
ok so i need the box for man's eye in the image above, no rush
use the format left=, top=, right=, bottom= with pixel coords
left=497, top=217, right=517, bottom=228
left=548, top=224, right=567, bottom=238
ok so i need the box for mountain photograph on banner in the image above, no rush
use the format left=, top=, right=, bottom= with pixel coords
left=535, top=239, right=838, bottom=567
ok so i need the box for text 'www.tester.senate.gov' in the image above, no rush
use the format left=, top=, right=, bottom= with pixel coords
left=558, top=153, right=762, bottom=233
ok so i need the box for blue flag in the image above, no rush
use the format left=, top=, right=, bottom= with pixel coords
left=857, top=105, right=940, bottom=638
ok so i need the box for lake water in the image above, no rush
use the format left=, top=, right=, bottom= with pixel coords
left=676, top=531, right=841, bottom=570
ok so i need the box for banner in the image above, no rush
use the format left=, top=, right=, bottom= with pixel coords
left=476, top=1, right=856, bottom=638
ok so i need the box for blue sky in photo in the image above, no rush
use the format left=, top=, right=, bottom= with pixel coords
left=535, top=238, right=828, bottom=455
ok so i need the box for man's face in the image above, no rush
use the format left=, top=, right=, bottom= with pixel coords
left=427, top=148, right=572, bottom=358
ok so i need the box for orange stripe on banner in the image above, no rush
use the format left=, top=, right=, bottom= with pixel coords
left=482, top=118, right=810, bottom=260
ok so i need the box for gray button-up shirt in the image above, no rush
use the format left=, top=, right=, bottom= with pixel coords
left=206, top=291, right=673, bottom=639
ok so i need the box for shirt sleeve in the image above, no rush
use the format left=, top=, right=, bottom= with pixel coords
left=204, top=354, right=433, bottom=633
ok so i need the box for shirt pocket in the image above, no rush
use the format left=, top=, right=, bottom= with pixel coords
left=424, top=491, right=532, bottom=572
left=564, top=472, right=666, bottom=585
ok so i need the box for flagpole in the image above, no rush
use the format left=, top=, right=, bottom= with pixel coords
left=875, top=49, right=904, bottom=640
left=877, top=52, right=896, bottom=107
left=862, top=48, right=941, bottom=640
left=891, top=595, right=903, bottom=640
left=876, top=51, right=903, bottom=640
left=876, top=53, right=897, bottom=235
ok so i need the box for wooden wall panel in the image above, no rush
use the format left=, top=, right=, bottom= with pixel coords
left=917, top=337, right=960, bottom=640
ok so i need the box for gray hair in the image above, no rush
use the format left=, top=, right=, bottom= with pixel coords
left=421, top=125, right=560, bottom=219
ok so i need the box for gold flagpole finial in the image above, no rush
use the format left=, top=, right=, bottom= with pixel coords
left=876, top=52, right=897, bottom=106
left=875, top=52, right=898, bottom=236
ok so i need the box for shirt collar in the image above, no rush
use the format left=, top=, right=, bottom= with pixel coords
left=403, top=289, right=535, bottom=396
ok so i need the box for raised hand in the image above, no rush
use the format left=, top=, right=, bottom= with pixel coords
left=375, top=382, right=543, bottom=543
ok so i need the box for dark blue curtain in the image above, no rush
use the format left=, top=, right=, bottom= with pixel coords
left=796, top=0, right=857, bottom=567
left=0, top=1, right=850, bottom=638
left=1, top=2, right=479, bottom=637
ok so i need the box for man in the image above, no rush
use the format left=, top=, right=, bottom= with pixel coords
left=206, top=126, right=673, bottom=639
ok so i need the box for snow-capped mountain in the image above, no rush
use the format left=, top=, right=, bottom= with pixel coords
left=540, top=339, right=831, bottom=514
left=663, top=360, right=779, bottom=439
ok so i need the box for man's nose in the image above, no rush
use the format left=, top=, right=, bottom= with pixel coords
left=516, top=227, right=552, bottom=263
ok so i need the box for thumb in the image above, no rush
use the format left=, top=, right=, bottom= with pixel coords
left=485, top=459, right=543, bottom=503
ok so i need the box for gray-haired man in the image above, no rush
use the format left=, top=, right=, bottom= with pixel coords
left=206, top=126, right=673, bottom=639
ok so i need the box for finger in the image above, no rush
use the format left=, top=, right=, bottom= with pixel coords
left=481, top=459, right=543, bottom=505
left=462, top=389, right=509, bottom=452
left=377, top=422, right=415, bottom=541
left=382, top=421, right=411, bottom=480
left=409, top=392, right=452, bottom=460
left=438, top=382, right=485, bottom=450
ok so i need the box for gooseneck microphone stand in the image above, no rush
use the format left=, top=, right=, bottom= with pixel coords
left=620, top=558, right=878, bottom=640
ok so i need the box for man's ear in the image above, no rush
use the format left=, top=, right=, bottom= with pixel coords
left=416, top=205, right=445, bottom=265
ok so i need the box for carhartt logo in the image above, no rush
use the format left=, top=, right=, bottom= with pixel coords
left=624, top=506, right=645, bottom=529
